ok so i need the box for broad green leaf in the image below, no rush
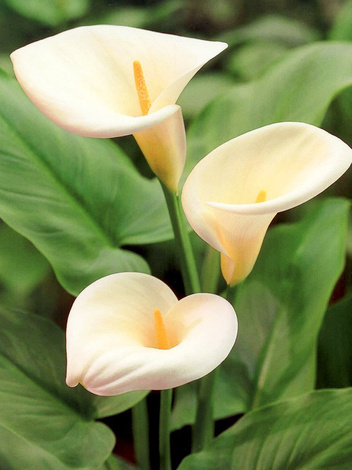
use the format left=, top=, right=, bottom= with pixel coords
left=0, top=54, right=13, bottom=76
left=172, top=198, right=349, bottom=429
left=218, top=14, right=319, bottom=47
left=223, top=198, right=349, bottom=411
left=102, top=454, right=137, bottom=470
left=0, top=425, right=134, bottom=470
left=0, top=307, right=116, bottom=467
left=0, top=303, right=147, bottom=437
left=95, top=5, right=151, bottom=29
left=0, top=72, right=172, bottom=295
left=178, top=73, right=234, bottom=120
left=0, top=222, right=50, bottom=296
left=185, top=42, right=352, bottom=178
left=178, top=388, right=352, bottom=470
left=95, top=0, right=182, bottom=30
left=226, top=41, right=288, bottom=80
left=317, top=293, right=352, bottom=389
left=328, top=1, right=352, bottom=128
left=0, top=424, right=73, bottom=470
left=4, top=0, right=90, bottom=26
left=93, top=390, right=148, bottom=420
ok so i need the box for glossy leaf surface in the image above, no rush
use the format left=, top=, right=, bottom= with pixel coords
left=0, top=307, right=146, bottom=466
left=172, top=198, right=349, bottom=429
left=0, top=72, right=172, bottom=295
left=185, top=42, right=352, bottom=179
left=178, top=388, right=352, bottom=470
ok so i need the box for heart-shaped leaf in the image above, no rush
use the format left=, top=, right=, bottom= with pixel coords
left=0, top=72, right=172, bottom=295
left=0, top=306, right=144, bottom=466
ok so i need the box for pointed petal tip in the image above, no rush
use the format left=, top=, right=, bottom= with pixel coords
left=11, top=25, right=228, bottom=139
left=183, top=121, right=352, bottom=284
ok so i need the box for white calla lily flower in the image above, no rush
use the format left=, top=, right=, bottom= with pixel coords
left=10, top=25, right=227, bottom=191
left=66, top=272, right=237, bottom=396
left=182, top=122, right=352, bottom=286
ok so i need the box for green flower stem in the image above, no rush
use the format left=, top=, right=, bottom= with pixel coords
left=192, top=284, right=238, bottom=451
left=201, top=245, right=220, bottom=293
left=192, top=368, right=218, bottom=452
left=160, top=182, right=201, bottom=295
left=160, top=183, right=226, bottom=455
left=159, top=389, right=173, bottom=470
left=132, top=399, right=151, bottom=470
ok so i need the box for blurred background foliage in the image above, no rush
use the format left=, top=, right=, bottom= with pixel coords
left=0, top=1, right=352, bottom=467
left=0, top=0, right=351, bottom=326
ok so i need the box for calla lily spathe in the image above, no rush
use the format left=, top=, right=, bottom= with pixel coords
left=182, top=122, right=352, bottom=286
left=66, top=272, right=237, bottom=396
left=10, top=25, right=227, bottom=191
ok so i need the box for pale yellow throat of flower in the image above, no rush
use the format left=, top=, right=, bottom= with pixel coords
left=255, top=190, right=267, bottom=203
left=153, top=309, right=171, bottom=350
left=220, top=189, right=268, bottom=286
left=133, top=60, right=152, bottom=116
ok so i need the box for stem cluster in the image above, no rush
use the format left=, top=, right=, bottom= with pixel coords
left=134, top=182, right=224, bottom=469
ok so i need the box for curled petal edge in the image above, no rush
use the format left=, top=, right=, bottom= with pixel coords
left=66, top=273, right=237, bottom=396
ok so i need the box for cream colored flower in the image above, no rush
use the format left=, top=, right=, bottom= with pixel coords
left=182, top=122, right=352, bottom=286
left=10, top=25, right=227, bottom=191
left=66, top=272, right=237, bottom=395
